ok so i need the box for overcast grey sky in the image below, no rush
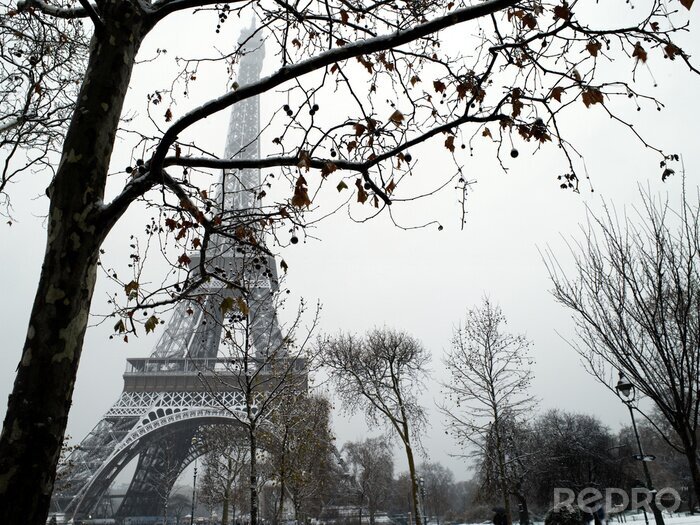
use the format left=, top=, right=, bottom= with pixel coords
left=1, top=5, right=699, bottom=482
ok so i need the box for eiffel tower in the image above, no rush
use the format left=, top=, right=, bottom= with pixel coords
left=52, top=23, right=295, bottom=521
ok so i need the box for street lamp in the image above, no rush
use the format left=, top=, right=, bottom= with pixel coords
left=190, top=436, right=199, bottom=525
left=418, top=477, right=426, bottom=525
left=615, top=371, right=664, bottom=525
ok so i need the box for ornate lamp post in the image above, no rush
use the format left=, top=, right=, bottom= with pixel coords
left=190, top=437, right=198, bottom=525
left=418, top=476, right=426, bottom=525
left=616, top=372, right=664, bottom=525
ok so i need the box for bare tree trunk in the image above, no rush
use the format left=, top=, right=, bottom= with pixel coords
left=404, top=440, right=423, bottom=525
left=0, top=4, right=146, bottom=523
left=491, top=410, right=512, bottom=525
left=222, top=457, right=233, bottom=525
left=682, top=444, right=700, bottom=513
left=249, top=427, right=259, bottom=525
left=222, top=496, right=230, bottom=524
left=276, top=465, right=286, bottom=525
left=681, top=426, right=700, bottom=509
left=513, top=493, right=529, bottom=525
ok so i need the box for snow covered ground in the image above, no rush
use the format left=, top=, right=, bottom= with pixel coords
left=523, top=514, right=700, bottom=525
left=458, top=514, right=700, bottom=525
left=609, top=514, right=700, bottom=525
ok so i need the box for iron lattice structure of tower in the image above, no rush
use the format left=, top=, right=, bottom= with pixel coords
left=51, top=24, right=299, bottom=521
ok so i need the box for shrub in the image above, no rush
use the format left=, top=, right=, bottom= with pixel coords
left=544, top=504, right=583, bottom=525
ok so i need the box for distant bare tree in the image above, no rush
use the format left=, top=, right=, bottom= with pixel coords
left=441, top=298, right=535, bottom=525
left=344, top=437, right=395, bottom=525
left=449, top=479, right=480, bottom=522
left=263, top=392, right=336, bottom=523
left=168, top=493, right=191, bottom=525
left=142, top=442, right=183, bottom=525
left=474, top=412, right=532, bottom=524
left=388, top=471, right=415, bottom=516
left=198, top=426, right=249, bottom=525
left=201, top=299, right=318, bottom=525
left=544, top=187, right=700, bottom=505
left=617, top=418, right=691, bottom=510
left=322, top=328, right=429, bottom=525
left=418, top=462, right=455, bottom=525
left=526, top=410, right=628, bottom=510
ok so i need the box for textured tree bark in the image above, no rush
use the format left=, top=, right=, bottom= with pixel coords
left=513, top=492, right=529, bottom=525
left=249, top=428, right=259, bottom=525
left=221, top=457, right=233, bottom=525
left=691, top=461, right=700, bottom=512
left=680, top=435, right=700, bottom=511
left=404, top=437, right=422, bottom=525
left=276, top=455, right=286, bottom=525
left=493, top=414, right=512, bottom=525
left=369, top=500, right=376, bottom=525
left=0, top=3, right=147, bottom=523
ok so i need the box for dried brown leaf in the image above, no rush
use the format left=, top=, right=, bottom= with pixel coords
left=145, top=315, right=159, bottom=334
left=586, top=41, right=602, bottom=57
left=355, top=179, right=368, bottom=204
left=665, top=42, right=681, bottom=59
left=124, top=280, right=139, bottom=296
left=581, top=88, right=604, bottom=108
left=522, top=13, right=537, bottom=30
left=633, top=42, right=648, bottom=62
left=389, top=109, right=405, bottom=125
left=553, top=2, right=570, bottom=20
left=297, top=150, right=312, bottom=171
left=236, top=298, right=249, bottom=316
left=550, top=86, right=564, bottom=102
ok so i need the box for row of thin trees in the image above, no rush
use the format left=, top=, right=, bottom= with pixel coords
left=443, top=188, right=700, bottom=523
left=188, top=404, right=693, bottom=525
left=323, top=187, right=700, bottom=525
left=284, top=183, right=698, bottom=525
left=52, top=187, right=700, bottom=524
